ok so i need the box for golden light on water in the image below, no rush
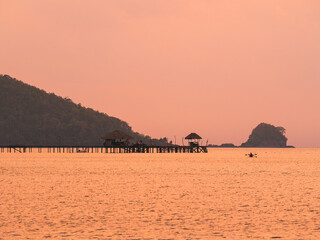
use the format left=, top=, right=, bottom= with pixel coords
left=1, top=149, right=319, bottom=239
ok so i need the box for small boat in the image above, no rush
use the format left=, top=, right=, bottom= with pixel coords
left=246, top=152, right=257, bottom=158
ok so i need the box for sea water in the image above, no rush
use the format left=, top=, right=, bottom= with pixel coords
left=0, top=148, right=319, bottom=239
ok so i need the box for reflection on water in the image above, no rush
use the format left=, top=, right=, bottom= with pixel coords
left=0, top=149, right=319, bottom=239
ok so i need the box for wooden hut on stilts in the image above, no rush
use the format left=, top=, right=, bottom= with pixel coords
left=185, top=133, right=202, bottom=147
left=184, top=132, right=207, bottom=153
left=101, top=130, right=133, bottom=147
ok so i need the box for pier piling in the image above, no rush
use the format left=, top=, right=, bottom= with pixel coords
left=0, top=145, right=207, bottom=154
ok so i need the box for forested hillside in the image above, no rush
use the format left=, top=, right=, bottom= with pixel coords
left=0, top=74, right=168, bottom=146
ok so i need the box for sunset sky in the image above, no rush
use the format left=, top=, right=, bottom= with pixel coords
left=1, top=1, right=319, bottom=147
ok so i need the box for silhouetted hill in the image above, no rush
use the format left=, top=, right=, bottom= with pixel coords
left=241, top=123, right=288, bottom=148
left=0, top=74, right=169, bottom=146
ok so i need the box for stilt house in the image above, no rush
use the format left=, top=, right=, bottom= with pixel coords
left=102, top=130, right=133, bottom=147
left=185, top=133, right=202, bottom=147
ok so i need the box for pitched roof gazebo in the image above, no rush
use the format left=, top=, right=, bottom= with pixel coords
left=101, top=130, right=133, bottom=146
left=185, top=133, right=202, bottom=147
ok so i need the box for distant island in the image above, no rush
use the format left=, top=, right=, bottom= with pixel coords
left=208, top=123, right=294, bottom=148
left=241, top=122, right=292, bottom=148
left=0, top=74, right=169, bottom=146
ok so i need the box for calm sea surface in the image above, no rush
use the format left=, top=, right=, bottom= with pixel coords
left=0, top=148, right=319, bottom=239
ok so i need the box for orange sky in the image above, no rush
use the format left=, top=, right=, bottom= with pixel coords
left=1, top=1, right=319, bottom=147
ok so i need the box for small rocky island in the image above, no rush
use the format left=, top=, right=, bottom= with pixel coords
left=241, top=123, right=290, bottom=148
left=208, top=123, right=293, bottom=148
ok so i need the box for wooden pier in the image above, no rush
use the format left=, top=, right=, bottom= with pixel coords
left=0, top=145, right=208, bottom=154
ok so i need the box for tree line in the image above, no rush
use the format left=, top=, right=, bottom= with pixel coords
left=0, top=75, right=169, bottom=146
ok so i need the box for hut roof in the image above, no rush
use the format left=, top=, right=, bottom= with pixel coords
left=185, top=133, right=202, bottom=140
left=101, top=130, right=134, bottom=140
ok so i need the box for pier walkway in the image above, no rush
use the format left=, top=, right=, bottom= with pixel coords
left=0, top=146, right=208, bottom=154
